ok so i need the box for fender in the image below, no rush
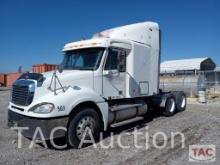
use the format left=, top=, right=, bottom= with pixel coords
left=67, top=86, right=109, bottom=130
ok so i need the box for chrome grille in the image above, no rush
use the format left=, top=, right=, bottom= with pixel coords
left=11, top=80, right=35, bottom=106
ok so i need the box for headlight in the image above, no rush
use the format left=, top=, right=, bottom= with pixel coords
left=29, top=103, right=54, bottom=114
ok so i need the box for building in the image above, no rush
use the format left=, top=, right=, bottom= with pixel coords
left=0, top=73, right=23, bottom=87
left=160, top=57, right=216, bottom=75
left=6, top=72, right=23, bottom=87
left=32, top=64, right=57, bottom=73
left=215, top=67, right=220, bottom=72
left=213, top=67, right=220, bottom=85
left=0, top=63, right=57, bottom=87
left=0, top=74, right=7, bottom=86
left=160, top=57, right=217, bottom=97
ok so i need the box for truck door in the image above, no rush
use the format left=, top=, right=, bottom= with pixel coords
left=102, top=47, right=127, bottom=99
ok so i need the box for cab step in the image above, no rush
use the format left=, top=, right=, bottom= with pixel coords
left=110, top=116, right=144, bottom=128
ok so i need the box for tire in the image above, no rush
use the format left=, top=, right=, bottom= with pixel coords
left=163, top=96, right=176, bottom=117
left=175, top=92, right=187, bottom=112
left=67, top=107, right=101, bottom=148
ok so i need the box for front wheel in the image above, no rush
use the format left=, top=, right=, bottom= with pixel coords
left=67, top=107, right=101, bottom=148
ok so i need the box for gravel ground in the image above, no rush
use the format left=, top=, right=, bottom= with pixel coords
left=0, top=89, right=220, bottom=165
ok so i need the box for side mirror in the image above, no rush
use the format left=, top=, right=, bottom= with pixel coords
left=103, top=70, right=119, bottom=77
left=57, top=65, right=63, bottom=73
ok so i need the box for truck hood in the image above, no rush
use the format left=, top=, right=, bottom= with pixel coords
left=31, top=70, right=94, bottom=101
left=41, top=70, right=94, bottom=87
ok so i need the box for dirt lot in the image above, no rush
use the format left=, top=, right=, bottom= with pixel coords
left=0, top=89, right=220, bottom=165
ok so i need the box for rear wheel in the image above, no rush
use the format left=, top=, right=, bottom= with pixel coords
left=163, top=97, right=176, bottom=116
left=176, top=92, right=187, bottom=112
left=67, top=107, right=101, bottom=148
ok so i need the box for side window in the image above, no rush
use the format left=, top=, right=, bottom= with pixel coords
left=104, top=48, right=127, bottom=72
left=104, top=48, right=118, bottom=70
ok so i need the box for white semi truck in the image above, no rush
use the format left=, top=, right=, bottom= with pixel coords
left=8, top=22, right=186, bottom=148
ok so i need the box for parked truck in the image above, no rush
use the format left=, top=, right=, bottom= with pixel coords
left=8, top=22, right=186, bottom=148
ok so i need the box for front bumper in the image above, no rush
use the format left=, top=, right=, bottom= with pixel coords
left=8, top=110, right=69, bottom=140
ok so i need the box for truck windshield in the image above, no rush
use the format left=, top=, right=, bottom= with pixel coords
left=62, top=48, right=104, bottom=70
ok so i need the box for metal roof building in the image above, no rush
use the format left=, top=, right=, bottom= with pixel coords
left=215, top=67, right=220, bottom=71
left=160, top=57, right=216, bottom=73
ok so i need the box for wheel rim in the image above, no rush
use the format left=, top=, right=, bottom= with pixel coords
left=76, top=116, right=95, bottom=140
left=167, top=98, right=175, bottom=113
left=181, top=96, right=186, bottom=108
